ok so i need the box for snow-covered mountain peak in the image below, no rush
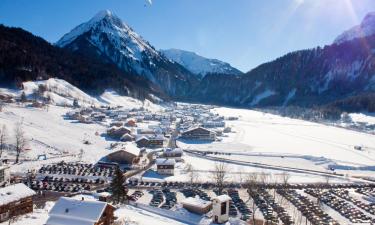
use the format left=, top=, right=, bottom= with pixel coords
left=93, top=9, right=113, bottom=21
left=334, top=11, right=375, bottom=45
left=55, top=10, right=195, bottom=97
left=161, top=48, right=242, bottom=78
left=56, top=9, right=159, bottom=63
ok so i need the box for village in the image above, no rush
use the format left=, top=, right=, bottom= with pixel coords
left=0, top=86, right=375, bottom=225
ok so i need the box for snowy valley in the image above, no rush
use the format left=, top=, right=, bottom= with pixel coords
left=0, top=79, right=374, bottom=225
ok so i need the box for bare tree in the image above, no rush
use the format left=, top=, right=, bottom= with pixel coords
left=280, top=171, right=291, bottom=205
left=245, top=173, right=259, bottom=225
left=211, top=162, right=228, bottom=195
left=185, top=163, right=199, bottom=184
left=237, top=167, right=244, bottom=184
left=259, top=171, right=272, bottom=225
left=0, top=125, right=8, bottom=158
left=281, top=171, right=290, bottom=188
left=259, top=171, right=269, bottom=187
left=14, top=122, right=27, bottom=164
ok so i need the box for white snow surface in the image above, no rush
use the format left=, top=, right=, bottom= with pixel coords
left=250, top=89, right=275, bottom=106
left=0, top=79, right=163, bottom=111
left=334, top=11, right=375, bottom=45
left=23, top=78, right=100, bottom=107
left=99, top=90, right=162, bottom=111
left=174, top=106, right=375, bottom=183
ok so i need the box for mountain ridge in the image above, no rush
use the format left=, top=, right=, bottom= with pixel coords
left=56, top=10, right=199, bottom=98
left=334, top=11, right=375, bottom=45
left=161, top=48, right=242, bottom=79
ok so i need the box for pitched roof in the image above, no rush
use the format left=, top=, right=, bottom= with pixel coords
left=213, top=194, right=231, bottom=202
left=181, top=196, right=212, bottom=208
left=155, top=158, right=176, bottom=166
left=182, top=126, right=212, bottom=134
left=0, top=183, right=35, bottom=206
left=47, top=197, right=108, bottom=225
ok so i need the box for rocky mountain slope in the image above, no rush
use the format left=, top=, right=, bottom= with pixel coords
left=56, top=10, right=198, bottom=98
left=161, top=48, right=242, bottom=78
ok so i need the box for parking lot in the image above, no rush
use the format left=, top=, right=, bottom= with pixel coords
left=126, top=180, right=375, bottom=224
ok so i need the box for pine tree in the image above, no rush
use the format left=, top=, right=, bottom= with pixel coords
left=110, top=166, right=128, bottom=204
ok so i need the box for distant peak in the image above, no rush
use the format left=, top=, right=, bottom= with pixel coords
left=334, top=11, right=375, bottom=45
left=91, top=10, right=116, bottom=22
left=56, top=9, right=123, bottom=47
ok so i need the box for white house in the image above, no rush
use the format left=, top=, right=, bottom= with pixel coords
left=212, top=195, right=231, bottom=224
left=181, top=196, right=212, bottom=215
left=155, top=158, right=176, bottom=175
left=162, top=148, right=183, bottom=161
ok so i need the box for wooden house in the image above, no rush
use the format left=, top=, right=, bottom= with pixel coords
left=104, top=148, right=140, bottom=165
left=0, top=183, right=36, bottom=222
left=155, top=158, right=175, bottom=175
left=46, top=197, right=114, bottom=225
left=181, top=127, right=216, bottom=141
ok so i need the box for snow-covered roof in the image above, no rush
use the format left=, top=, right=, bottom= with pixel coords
left=109, top=143, right=141, bottom=157
left=47, top=197, right=109, bottom=225
left=164, top=148, right=183, bottom=154
left=0, top=183, right=36, bottom=206
left=213, top=195, right=231, bottom=203
left=182, top=126, right=212, bottom=134
left=135, top=135, right=149, bottom=142
left=181, top=196, right=212, bottom=208
left=155, top=158, right=176, bottom=166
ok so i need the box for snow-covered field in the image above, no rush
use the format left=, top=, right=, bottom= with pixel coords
left=174, top=107, right=375, bottom=183
left=0, top=104, right=111, bottom=174
left=0, top=78, right=375, bottom=225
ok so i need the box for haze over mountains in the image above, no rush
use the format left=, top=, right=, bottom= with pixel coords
left=161, top=49, right=243, bottom=79
left=1, top=9, right=375, bottom=112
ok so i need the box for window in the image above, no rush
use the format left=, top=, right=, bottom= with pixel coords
left=0, top=212, right=9, bottom=220
left=221, top=202, right=226, bottom=215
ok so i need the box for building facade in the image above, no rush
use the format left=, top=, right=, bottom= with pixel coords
left=181, top=127, right=216, bottom=141
left=155, top=158, right=175, bottom=175
left=0, top=183, right=36, bottom=222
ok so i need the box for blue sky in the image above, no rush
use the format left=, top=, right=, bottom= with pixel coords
left=1, top=0, right=374, bottom=72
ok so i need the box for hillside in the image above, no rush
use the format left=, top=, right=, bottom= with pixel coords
left=0, top=24, right=164, bottom=101
left=56, top=10, right=198, bottom=98
left=190, top=34, right=375, bottom=111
